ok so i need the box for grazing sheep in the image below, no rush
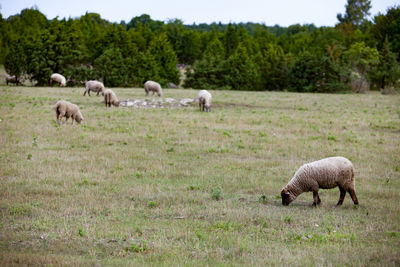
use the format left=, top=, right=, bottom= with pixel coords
left=5, top=74, right=20, bottom=85
left=144, top=81, right=162, bottom=97
left=280, top=157, right=359, bottom=206
left=104, top=89, right=120, bottom=107
left=55, top=100, right=84, bottom=125
left=50, top=73, right=66, bottom=87
left=83, top=80, right=105, bottom=96
left=198, top=90, right=212, bottom=112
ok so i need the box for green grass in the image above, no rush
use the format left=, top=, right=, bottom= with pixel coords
left=0, top=86, right=399, bottom=266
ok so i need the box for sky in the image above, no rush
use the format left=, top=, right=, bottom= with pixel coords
left=0, top=0, right=399, bottom=26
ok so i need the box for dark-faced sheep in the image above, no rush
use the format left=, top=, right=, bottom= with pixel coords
left=104, top=89, right=120, bottom=107
left=50, top=73, right=66, bottom=87
left=281, top=157, right=359, bottom=206
left=55, top=100, right=84, bottom=125
left=84, top=80, right=105, bottom=96
left=144, top=81, right=162, bottom=97
left=5, top=74, right=20, bottom=85
left=198, top=90, right=212, bottom=112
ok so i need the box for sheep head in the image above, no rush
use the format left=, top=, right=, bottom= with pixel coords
left=281, top=188, right=295, bottom=206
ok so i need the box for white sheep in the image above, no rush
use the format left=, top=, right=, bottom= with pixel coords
left=83, top=80, right=105, bottom=96
left=55, top=100, right=84, bottom=125
left=104, top=89, right=120, bottom=107
left=144, top=81, right=162, bottom=97
left=281, top=156, right=359, bottom=206
left=50, top=73, right=66, bottom=87
left=198, top=90, right=212, bottom=112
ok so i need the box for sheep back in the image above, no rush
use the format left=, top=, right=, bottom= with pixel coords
left=50, top=73, right=66, bottom=87
left=84, top=80, right=105, bottom=96
left=144, top=81, right=162, bottom=97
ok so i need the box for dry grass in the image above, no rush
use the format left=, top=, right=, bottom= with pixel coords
left=0, top=86, right=399, bottom=266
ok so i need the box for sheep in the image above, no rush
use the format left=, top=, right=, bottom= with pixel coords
left=50, top=73, right=66, bottom=87
left=144, top=81, right=162, bottom=97
left=104, top=89, right=120, bottom=107
left=198, top=90, right=212, bottom=112
left=83, top=80, right=105, bottom=96
left=280, top=156, right=359, bottom=206
left=5, top=74, right=20, bottom=85
left=55, top=100, right=84, bottom=125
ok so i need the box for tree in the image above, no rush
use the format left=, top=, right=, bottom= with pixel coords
left=184, top=37, right=227, bottom=89
left=369, top=36, right=400, bottom=89
left=337, top=0, right=372, bottom=26
left=147, top=33, right=180, bottom=85
left=288, top=52, right=347, bottom=93
left=225, top=42, right=262, bottom=90
left=372, top=6, right=400, bottom=58
left=94, top=48, right=127, bottom=87
left=4, top=40, right=26, bottom=83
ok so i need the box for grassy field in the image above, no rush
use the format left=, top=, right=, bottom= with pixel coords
left=0, top=86, right=399, bottom=266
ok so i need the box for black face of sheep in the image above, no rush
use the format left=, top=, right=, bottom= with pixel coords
left=281, top=189, right=294, bottom=206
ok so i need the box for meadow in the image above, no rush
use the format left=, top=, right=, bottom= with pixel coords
left=0, top=85, right=399, bottom=266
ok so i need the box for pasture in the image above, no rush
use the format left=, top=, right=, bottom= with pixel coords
left=0, top=86, right=399, bottom=266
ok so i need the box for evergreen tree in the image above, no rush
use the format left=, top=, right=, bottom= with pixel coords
left=225, top=42, right=262, bottom=90
left=148, top=33, right=180, bottom=85
left=4, top=40, right=26, bottom=82
left=184, top=37, right=227, bottom=89
left=370, top=36, right=400, bottom=89
left=337, top=0, right=372, bottom=26
left=288, top=52, right=347, bottom=93
left=94, top=48, right=128, bottom=87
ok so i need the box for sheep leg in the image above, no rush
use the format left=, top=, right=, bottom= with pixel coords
left=348, top=188, right=359, bottom=205
left=96, top=91, right=100, bottom=96
left=83, top=90, right=87, bottom=96
left=337, top=186, right=346, bottom=206
left=312, top=190, right=320, bottom=206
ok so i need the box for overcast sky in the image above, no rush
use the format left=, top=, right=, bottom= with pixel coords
left=1, top=0, right=399, bottom=26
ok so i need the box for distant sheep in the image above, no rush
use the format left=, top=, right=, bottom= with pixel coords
left=281, top=157, right=359, bottom=206
left=104, top=89, right=120, bottom=107
left=50, top=73, right=66, bottom=87
left=198, top=90, right=212, bottom=112
left=55, top=100, right=84, bottom=125
left=5, top=74, right=20, bottom=85
left=144, top=81, right=162, bottom=97
left=84, top=80, right=105, bottom=96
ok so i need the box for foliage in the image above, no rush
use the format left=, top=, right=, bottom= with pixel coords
left=1, top=4, right=400, bottom=91
left=369, top=36, right=400, bottom=89
left=288, top=52, right=348, bottom=93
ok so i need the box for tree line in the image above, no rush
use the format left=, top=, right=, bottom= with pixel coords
left=1, top=0, right=399, bottom=92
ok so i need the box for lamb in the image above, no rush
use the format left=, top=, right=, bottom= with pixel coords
left=198, top=90, right=212, bottom=112
left=144, top=81, right=162, bottom=97
left=104, top=89, right=120, bottom=107
left=50, top=73, right=66, bottom=87
left=55, top=100, right=84, bottom=125
left=5, top=74, right=20, bottom=85
left=280, top=156, right=359, bottom=206
left=83, top=80, right=105, bottom=96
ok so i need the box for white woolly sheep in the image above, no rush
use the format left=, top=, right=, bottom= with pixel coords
left=198, top=90, right=212, bottom=112
left=104, top=89, right=120, bottom=107
left=83, top=80, right=105, bottom=96
left=281, top=156, right=359, bottom=206
left=5, top=74, right=20, bottom=85
left=55, top=100, right=84, bottom=125
left=144, top=81, right=162, bottom=97
left=50, top=73, right=67, bottom=87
